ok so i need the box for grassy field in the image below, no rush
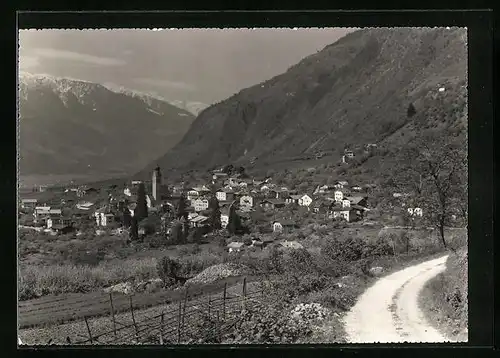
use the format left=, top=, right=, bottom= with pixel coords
left=18, top=215, right=466, bottom=344
left=19, top=279, right=263, bottom=345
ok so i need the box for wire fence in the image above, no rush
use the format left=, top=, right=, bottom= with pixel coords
left=19, top=275, right=253, bottom=328
left=53, top=277, right=271, bottom=345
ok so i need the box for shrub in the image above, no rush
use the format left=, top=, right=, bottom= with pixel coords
left=157, top=256, right=182, bottom=285
left=223, top=301, right=313, bottom=344
left=18, top=257, right=159, bottom=300
left=322, top=236, right=366, bottom=262
left=269, top=246, right=284, bottom=274
left=217, top=237, right=227, bottom=248
left=144, top=235, right=167, bottom=249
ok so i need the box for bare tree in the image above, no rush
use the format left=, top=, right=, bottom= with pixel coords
left=390, top=130, right=466, bottom=248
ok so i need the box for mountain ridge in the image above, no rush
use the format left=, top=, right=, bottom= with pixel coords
left=138, top=27, right=467, bottom=178
left=19, top=73, right=196, bottom=178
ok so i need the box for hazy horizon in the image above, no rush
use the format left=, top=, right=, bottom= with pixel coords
left=18, top=28, right=355, bottom=105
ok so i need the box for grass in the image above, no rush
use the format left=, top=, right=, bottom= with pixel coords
left=419, top=243, right=468, bottom=342
left=18, top=217, right=465, bottom=344
left=19, top=257, right=158, bottom=300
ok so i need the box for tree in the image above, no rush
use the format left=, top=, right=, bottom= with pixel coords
left=390, top=131, right=466, bottom=248
left=223, top=164, right=234, bottom=175
left=169, top=219, right=184, bottom=244
left=130, top=216, right=139, bottom=241
left=407, top=103, right=417, bottom=118
left=269, top=246, right=284, bottom=274
left=187, top=227, right=203, bottom=244
left=176, top=193, right=189, bottom=221
left=182, top=217, right=190, bottom=242
left=227, top=202, right=242, bottom=235
left=139, top=215, right=160, bottom=236
left=208, top=195, right=222, bottom=231
left=135, top=183, right=148, bottom=221
left=156, top=256, right=182, bottom=286
left=122, top=208, right=132, bottom=228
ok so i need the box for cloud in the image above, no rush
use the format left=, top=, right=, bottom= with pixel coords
left=134, top=78, right=196, bottom=91
left=19, top=55, right=40, bottom=69
left=32, top=48, right=126, bottom=66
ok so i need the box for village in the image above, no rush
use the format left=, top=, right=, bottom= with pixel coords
left=18, top=146, right=427, bottom=254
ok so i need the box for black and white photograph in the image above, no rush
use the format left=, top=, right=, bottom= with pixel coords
left=17, top=26, right=468, bottom=345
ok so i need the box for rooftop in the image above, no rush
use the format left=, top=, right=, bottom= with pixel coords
left=227, top=242, right=244, bottom=249
left=21, top=199, right=38, bottom=203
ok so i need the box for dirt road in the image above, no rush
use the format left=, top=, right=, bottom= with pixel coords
left=343, top=255, right=450, bottom=343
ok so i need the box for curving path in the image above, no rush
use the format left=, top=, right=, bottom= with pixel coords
left=343, top=255, right=450, bottom=343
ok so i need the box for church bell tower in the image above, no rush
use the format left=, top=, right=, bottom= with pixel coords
left=152, top=166, right=162, bottom=201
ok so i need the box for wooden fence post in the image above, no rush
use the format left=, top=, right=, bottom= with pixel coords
left=242, top=277, right=247, bottom=310
left=84, top=316, right=93, bottom=344
left=160, top=313, right=164, bottom=345
left=177, top=301, right=182, bottom=344
left=217, top=310, right=221, bottom=343
left=109, top=292, right=117, bottom=337
left=129, top=296, right=138, bottom=341
left=182, top=288, right=188, bottom=331
left=223, top=282, right=227, bottom=320
left=208, top=294, right=211, bottom=320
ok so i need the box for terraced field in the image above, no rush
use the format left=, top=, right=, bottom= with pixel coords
left=19, top=275, right=258, bottom=328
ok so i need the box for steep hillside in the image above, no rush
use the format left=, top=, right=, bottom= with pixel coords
left=18, top=73, right=195, bottom=179
left=140, top=27, right=467, bottom=177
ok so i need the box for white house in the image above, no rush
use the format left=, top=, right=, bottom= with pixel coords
left=408, top=207, right=423, bottom=217
left=331, top=208, right=354, bottom=222
left=342, top=199, right=351, bottom=208
left=352, top=185, right=362, bottom=191
left=124, top=188, right=132, bottom=196
left=260, top=185, right=271, bottom=192
left=227, top=241, right=244, bottom=253
left=280, top=240, right=304, bottom=250
left=187, top=190, right=200, bottom=202
left=33, top=206, right=51, bottom=220
left=272, top=221, right=283, bottom=233
left=193, top=198, right=209, bottom=212
left=298, top=194, right=313, bottom=207
left=101, top=213, right=115, bottom=227
left=334, top=190, right=344, bottom=202
left=221, top=213, right=229, bottom=228
left=238, top=181, right=248, bottom=188
left=189, top=215, right=209, bottom=228
left=286, top=194, right=302, bottom=205
left=76, top=202, right=94, bottom=210
left=216, top=190, right=235, bottom=202
left=20, top=199, right=38, bottom=210
left=240, top=195, right=254, bottom=209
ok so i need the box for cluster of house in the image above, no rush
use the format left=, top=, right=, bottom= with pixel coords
left=18, top=165, right=379, bottom=239
left=20, top=199, right=78, bottom=234
left=340, top=144, right=378, bottom=164
left=171, top=171, right=373, bottom=236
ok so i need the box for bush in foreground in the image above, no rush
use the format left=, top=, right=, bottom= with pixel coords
left=18, top=257, right=158, bottom=300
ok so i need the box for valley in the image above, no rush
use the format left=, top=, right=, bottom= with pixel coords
left=18, top=27, right=468, bottom=345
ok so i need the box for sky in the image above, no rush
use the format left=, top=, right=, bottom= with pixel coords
left=18, top=28, right=355, bottom=105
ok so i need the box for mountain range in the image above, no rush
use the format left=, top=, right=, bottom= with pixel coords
left=138, top=27, right=467, bottom=179
left=18, top=73, right=195, bottom=182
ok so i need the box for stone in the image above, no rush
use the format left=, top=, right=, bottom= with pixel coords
left=369, top=266, right=384, bottom=276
